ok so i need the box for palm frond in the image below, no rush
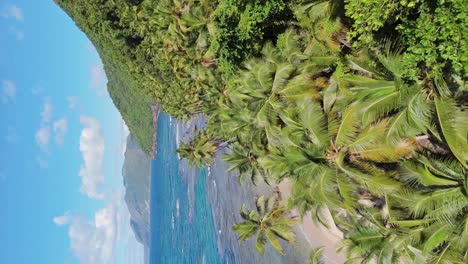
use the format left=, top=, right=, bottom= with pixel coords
left=298, top=98, right=331, bottom=147
left=423, top=226, right=450, bottom=254
left=409, top=188, right=467, bottom=220
left=360, top=91, right=401, bottom=125
left=265, top=229, right=285, bottom=255
left=256, top=196, right=266, bottom=216
left=272, top=63, right=296, bottom=92
left=323, top=80, right=338, bottom=113
left=434, top=98, right=468, bottom=168
left=256, top=231, right=266, bottom=255
left=309, top=247, right=325, bottom=264
left=337, top=173, right=358, bottom=214
left=334, top=104, right=361, bottom=146
left=270, top=225, right=297, bottom=242
left=399, top=161, right=459, bottom=188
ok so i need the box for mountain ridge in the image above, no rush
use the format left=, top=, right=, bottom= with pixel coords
left=122, top=134, right=151, bottom=246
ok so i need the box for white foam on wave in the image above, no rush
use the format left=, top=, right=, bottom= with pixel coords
left=176, top=198, right=180, bottom=218
left=176, top=124, right=180, bottom=149
left=171, top=212, right=175, bottom=230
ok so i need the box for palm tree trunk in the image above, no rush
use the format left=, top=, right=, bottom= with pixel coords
left=415, top=135, right=450, bottom=155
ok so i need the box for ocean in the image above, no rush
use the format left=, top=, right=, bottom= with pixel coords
left=149, top=113, right=233, bottom=264
left=149, top=113, right=309, bottom=264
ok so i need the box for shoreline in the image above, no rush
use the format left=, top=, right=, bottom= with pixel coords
left=277, top=179, right=346, bottom=263
left=176, top=115, right=309, bottom=263
left=174, top=115, right=345, bottom=263
left=149, top=104, right=160, bottom=159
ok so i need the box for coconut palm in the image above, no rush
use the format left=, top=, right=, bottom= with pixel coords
left=309, top=247, right=325, bottom=264
left=345, top=47, right=467, bottom=167
left=233, top=195, right=299, bottom=255
left=222, top=143, right=270, bottom=185
left=176, top=130, right=226, bottom=168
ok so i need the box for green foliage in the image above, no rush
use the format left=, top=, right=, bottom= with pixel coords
left=210, top=0, right=294, bottom=74
left=57, top=0, right=468, bottom=262
left=345, top=0, right=468, bottom=78
left=56, top=0, right=221, bottom=116
left=398, top=0, right=468, bottom=78
left=55, top=0, right=226, bottom=153
left=344, top=0, right=421, bottom=45
left=233, top=195, right=299, bottom=255
left=106, top=64, right=155, bottom=155
left=213, top=28, right=467, bottom=262
left=309, top=247, right=325, bottom=264
left=176, top=130, right=224, bottom=168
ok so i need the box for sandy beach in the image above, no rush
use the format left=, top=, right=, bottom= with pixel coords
left=176, top=115, right=346, bottom=263
left=278, top=180, right=346, bottom=263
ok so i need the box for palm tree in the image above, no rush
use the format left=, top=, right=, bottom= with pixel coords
left=233, top=195, right=299, bottom=255
left=176, top=130, right=226, bottom=168
left=309, top=247, right=325, bottom=264
left=345, top=47, right=467, bottom=168
left=222, top=143, right=270, bottom=185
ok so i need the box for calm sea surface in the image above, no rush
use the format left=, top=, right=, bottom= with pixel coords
left=149, top=113, right=233, bottom=264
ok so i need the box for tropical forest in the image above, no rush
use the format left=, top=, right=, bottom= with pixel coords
left=56, top=0, right=467, bottom=263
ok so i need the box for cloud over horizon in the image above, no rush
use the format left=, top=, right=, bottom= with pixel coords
left=54, top=204, right=118, bottom=264
left=2, top=4, right=24, bottom=21
left=35, top=99, right=54, bottom=153
left=41, top=99, right=53, bottom=123
left=36, top=155, right=48, bottom=169
left=67, top=96, right=78, bottom=110
left=6, top=126, right=18, bottom=143
left=35, top=126, right=50, bottom=152
left=1, top=80, right=16, bottom=103
left=53, top=118, right=68, bottom=144
left=79, top=116, right=105, bottom=199
left=89, top=63, right=108, bottom=97
left=32, top=84, right=43, bottom=95
left=9, top=26, right=24, bottom=40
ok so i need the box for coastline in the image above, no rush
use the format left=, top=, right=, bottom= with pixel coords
left=149, top=104, right=160, bottom=159
left=173, top=115, right=347, bottom=263
left=175, top=115, right=310, bottom=263
left=277, top=180, right=346, bottom=263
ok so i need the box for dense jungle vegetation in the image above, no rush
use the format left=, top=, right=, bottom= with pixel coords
left=57, top=0, right=467, bottom=263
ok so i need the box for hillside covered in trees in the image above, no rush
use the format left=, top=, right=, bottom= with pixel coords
left=57, top=0, right=467, bottom=263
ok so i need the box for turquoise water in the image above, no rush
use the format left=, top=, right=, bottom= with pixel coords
left=149, top=113, right=232, bottom=264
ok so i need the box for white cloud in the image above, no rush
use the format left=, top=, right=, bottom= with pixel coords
left=1, top=80, right=16, bottom=103
left=53, top=211, right=72, bottom=226
left=118, top=116, right=130, bottom=156
left=2, top=5, right=24, bottom=21
left=67, top=96, right=78, bottom=109
left=9, top=26, right=24, bottom=40
left=85, top=41, right=96, bottom=53
left=53, top=215, right=70, bottom=226
left=54, top=205, right=118, bottom=264
left=79, top=116, right=105, bottom=199
left=41, top=100, right=53, bottom=123
left=53, top=118, right=68, bottom=144
left=6, top=126, right=18, bottom=143
left=32, top=84, right=43, bottom=95
left=35, top=100, right=54, bottom=152
left=35, top=126, right=50, bottom=152
left=98, top=90, right=108, bottom=97
left=36, top=155, right=48, bottom=169
left=90, top=63, right=106, bottom=90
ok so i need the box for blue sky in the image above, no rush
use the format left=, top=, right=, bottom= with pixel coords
left=0, top=1, right=143, bottom=263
